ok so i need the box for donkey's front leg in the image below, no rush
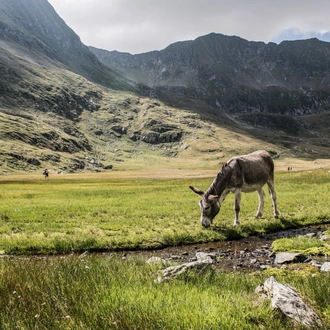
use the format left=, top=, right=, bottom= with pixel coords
left=255, top=188, right=265, bottom=218
left=233, top=189, right=241, bottom=226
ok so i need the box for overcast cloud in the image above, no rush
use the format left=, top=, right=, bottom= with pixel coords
left=48, top=0, right=330, bottom=54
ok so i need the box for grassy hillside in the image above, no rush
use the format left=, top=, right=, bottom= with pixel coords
left=0, top=40, right=290, bottom=174
left=2, top=49, right=330, bottom=175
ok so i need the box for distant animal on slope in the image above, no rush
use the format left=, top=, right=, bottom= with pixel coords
left=189, top=150, right=279, bottom=227
left=43, top=169, right=49, bottom=178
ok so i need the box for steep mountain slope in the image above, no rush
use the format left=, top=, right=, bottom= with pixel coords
left=0, top=0, right=135, bottom=173
left=0, top=0, right=136, bottom=91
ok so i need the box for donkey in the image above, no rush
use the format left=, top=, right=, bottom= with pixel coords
left=189, top=150, right=279, bottom=227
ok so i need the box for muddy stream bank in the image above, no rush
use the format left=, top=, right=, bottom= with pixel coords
left=119, top=225, right=330, bottom=272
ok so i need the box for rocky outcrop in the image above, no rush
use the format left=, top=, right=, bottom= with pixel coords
left=139, top=119, right=183, bottom=144
left=3, top=153, right=41, bottom=168
left=256, top=276, right=322, bottom=328
left=140, top=131, right=182, bottom=144
left=2, top=129, right=91, bottom=153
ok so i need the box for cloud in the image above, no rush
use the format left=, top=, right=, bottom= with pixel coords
left=48, top=0, right=330, bottom=54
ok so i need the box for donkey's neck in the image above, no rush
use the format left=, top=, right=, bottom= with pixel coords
left=205, top=165, right=232, bottom=199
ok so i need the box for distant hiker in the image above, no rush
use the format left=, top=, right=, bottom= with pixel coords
left=43, top=169, right=49, bottom=178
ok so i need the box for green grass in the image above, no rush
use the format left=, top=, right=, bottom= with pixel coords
left=0, top=174, right=212, bottom=253
left=272, top=232, right=330, bottom=255
left=0, top=169, right=330, bottom=254
left=1, top=169, right=330, bottom=329
left=0, top=254, right=329, bottom=329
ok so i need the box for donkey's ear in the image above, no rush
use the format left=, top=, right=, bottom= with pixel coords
left=189, top=186, right=204, bottom=196
left=208, top=194, right=219, bottom=201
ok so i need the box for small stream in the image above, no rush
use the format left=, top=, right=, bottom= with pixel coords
left=119, top=224, right=330, bottom=272
left=4, top=225, right=329, bottom=273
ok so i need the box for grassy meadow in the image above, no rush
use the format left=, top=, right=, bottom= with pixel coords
left=1, top=167, right=330, bottom=254
left=1, top=167, right=330, bottom=329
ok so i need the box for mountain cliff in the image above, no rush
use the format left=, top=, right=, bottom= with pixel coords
left=90, top=33, right=330, bottom=116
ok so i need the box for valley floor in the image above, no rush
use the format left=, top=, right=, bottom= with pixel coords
left=1, top=157, right=330, bottom=181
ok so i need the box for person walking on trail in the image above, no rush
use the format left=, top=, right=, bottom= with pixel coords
left=43, top=169, right=49, bottom=178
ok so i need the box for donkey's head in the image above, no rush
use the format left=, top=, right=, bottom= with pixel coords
left=189, top=186, right=220, bottom=228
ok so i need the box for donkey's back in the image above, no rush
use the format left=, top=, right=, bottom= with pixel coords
left=230, top=150, right=275, bottom=190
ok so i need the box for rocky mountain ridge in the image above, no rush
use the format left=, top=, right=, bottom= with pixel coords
left=89, top=34, right=330, bottom=116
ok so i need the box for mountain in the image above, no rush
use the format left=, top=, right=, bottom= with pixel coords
left=1, top=1, right=330, bottom=174
left=89, top=33, right=330, bottom=116
left=89, top=34, right=330, bottom=159
left=0, top=0, right=141, bottom=173
left=0, top=0, right=260, bottom=174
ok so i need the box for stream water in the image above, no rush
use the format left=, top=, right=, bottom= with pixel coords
left=117, top=224, right=330, bottom=272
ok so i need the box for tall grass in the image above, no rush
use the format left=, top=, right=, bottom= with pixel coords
left=0, top=254, right=328, bottom=329
left=0, top=169, right=330, bottom=254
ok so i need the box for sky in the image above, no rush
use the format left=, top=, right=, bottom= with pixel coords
left=48, top=0, right=330, bottom=54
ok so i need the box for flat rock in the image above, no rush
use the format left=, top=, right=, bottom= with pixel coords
left=320, top=262, right=330, bottom=272
left=309, top=260, right=323, bottom=268
left=274, top=252, right=307, bottom=264
left=196, top=252, right=215, bottom=264
left=320, top=234, right=330, bottom=241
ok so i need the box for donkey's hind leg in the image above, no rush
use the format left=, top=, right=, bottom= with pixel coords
left=255, top=188, right=264, bottom=218
left=267, top=180, right=279, bottom=218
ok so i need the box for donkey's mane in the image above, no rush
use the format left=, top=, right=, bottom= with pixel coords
left=205, top=162, right=233, bottom=198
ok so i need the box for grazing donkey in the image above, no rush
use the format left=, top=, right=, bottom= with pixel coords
left=189, top=150, right=279, bottom=227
